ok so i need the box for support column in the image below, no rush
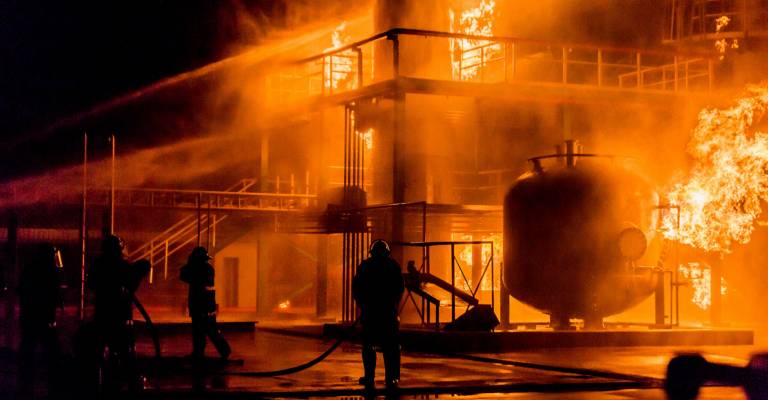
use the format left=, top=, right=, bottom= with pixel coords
left=391, top=91, right=406, bottom=262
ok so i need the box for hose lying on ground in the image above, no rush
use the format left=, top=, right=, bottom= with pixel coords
left=222, top=319, right=360, bottom=377
left=220, top=324, right=661, bottom=384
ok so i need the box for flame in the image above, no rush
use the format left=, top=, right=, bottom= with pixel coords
left=357, top=128, right=374, bottom=151
left=278, top=300, right=290, bottom=310
left=323, top=22, right=354, bottom=90
left=679, top=262, right=727, bottom=310
left=662, top=84, right=768, bottom=253
left=715, top=16, right=731, bottom=32
left=449, top=0, right=501, bottom=81
left=451, top=233, right=502, bottom=291
left=714, top=15, right=739, bottom=60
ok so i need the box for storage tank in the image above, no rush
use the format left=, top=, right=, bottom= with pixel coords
left=503, top=141, right=660, bottom=329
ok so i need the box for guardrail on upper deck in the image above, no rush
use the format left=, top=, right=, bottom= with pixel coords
left=265, top=28, right=716, bottom=106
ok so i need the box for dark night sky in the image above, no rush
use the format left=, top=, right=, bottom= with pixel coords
left=0, top=0, right=284, bottom=179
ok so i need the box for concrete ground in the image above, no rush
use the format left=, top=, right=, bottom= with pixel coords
left=2, top=321, right=763, bottom=399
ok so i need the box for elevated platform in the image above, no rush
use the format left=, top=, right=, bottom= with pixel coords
left=262, top=323, right=754, bottom=353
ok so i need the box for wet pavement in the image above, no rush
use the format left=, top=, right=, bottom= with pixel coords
left=2, top=322, right=762, bottom=399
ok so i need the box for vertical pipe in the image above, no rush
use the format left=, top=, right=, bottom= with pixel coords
left=164, top=240, right=169, bottom=280
left=356, top=48, right=363, bottom=88
left=562, top=47, right=568, bottom=84
left=636, top=52, right=642, bottom=89
left=110, top=134, right=116, bottom=234
left=80, top=133, right=88, bottom=321
left=343, top=107, right=349, bottom=206
left=451, top=243, right=456, bottom=322
left=352, top=107, right=358, bottom=196
left=212, top=214, right=217, bottom=249
left=391, top=35, right=400, bottom=78
left=708, top=58, right=714, bottom=90
left=358, top=110, right=363, bottom=194
left=597, top=49, right=603, bottom=87
left=422, top=202, right=427, bottom=264
left=196, top=193, right=201, bottom=246
left=207, top=196, right=212, bottom=249
left=149, top=242, right=154, bottom=285
left=510, top=42, right=516, bottom=80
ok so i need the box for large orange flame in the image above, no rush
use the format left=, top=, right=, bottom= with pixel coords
left=324, top=22, right=354, bottom=90
left=663, top=83, right=768, bottom=253
left=449, top=0, right=500, bottom=81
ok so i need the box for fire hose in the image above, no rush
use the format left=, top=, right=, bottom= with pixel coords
left=133, top=294, right=161, bottom=359
left=222, top=318, right=360, bottom=377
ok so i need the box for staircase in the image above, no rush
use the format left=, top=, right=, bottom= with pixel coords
left=129, top=178, right=272, bottom=312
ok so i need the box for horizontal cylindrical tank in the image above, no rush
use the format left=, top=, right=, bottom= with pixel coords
left=503, top=142, right=659, bottom=328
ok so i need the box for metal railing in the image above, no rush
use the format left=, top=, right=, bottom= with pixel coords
left=664, top=0, right=768, bottom=42
left=124, top=177, right=317, bottom=284
left=265, top=27, right=715, bottom=105
left=108, top=188, right=316, bottom=212
left=396, top=240, right=496, bottom=327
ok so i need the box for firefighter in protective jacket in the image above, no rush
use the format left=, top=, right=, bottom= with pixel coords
left=180, top=246, right=231, bottom=359
left=352, top=239, right=405, bottom=390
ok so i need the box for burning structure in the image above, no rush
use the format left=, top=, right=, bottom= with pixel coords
left=3, top=0, right=768, bottom=337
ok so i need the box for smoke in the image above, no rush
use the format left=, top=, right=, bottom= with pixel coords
left=0, top=135, right=259, bottom=209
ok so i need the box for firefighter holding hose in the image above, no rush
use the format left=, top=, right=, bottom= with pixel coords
left=84, top=234, right=149, bottom=392
left=353, top=239, right=405, bottom=391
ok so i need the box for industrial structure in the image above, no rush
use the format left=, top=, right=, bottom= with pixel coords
left=2, top=0, right=768, bottom=341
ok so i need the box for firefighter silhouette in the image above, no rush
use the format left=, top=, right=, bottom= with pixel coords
left=353, top=239, right=405, bottom=390
left=180, top=246, right=231, bottom=360
left=18, top=243, right=62, bottom=397
left=85, top=234, right=149, bottom=391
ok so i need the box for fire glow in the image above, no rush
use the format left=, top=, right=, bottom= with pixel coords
left=448, top=0, right=500, bottom=81
left=324, top=22, right=354, bottom=90
left=679, top=262, right=727, bottom=310
left=663, top=83, right=768, bottom=253
left=714, top=15, right=739, bottom=60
